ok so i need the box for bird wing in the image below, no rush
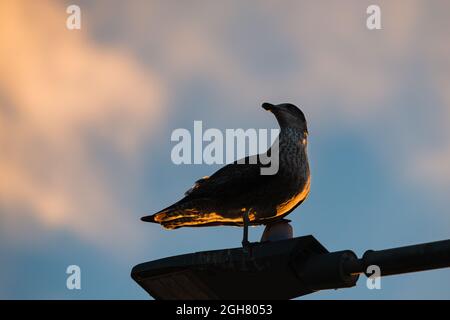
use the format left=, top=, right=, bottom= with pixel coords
left=184, top=154, right=273, bottom=199
left=141, top=153, right=275, bottom=224
left=141, top=152, right=275, bottom=225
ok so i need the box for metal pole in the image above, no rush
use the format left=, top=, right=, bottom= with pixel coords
left=343, top=239, right=450, bottom=276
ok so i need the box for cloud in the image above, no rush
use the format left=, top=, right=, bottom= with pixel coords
left=0, top=1, right=166, bottom=249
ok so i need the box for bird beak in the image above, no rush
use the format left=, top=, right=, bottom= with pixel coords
left=262, top=102, right=274, bottom=111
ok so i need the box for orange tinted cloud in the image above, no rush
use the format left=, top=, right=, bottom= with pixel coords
left=0, top=1, right=166, bottom=248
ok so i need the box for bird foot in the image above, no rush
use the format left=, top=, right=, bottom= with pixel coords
left=242, top=208, right=251, bottom=249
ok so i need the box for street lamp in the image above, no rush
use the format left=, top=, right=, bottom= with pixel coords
left=131, top=236, right=450, bottom=299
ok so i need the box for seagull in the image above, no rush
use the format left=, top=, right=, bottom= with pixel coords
left=142, top=103, right=310, bottom=247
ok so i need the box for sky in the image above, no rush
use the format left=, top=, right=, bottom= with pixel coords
left=0, top=0, right=450, bottom=299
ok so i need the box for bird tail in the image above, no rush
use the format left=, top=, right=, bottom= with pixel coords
left=140, top=214, right=157, bottom=223
left=141, top=208, right=195, bottom=229
left=141, top=199, right=236, bottom=229
left=141, top=208, right=172, bottom=224
left=141, top=200, right=196, bottom=228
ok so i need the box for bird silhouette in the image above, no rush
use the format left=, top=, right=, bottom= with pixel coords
left=142, top=103, right=310, bottom=246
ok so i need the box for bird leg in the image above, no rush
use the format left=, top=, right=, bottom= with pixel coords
left=242, top=208, right=251, bottom=248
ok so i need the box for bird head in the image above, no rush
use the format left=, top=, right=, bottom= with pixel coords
left=262, top=102, right=308, bottom=134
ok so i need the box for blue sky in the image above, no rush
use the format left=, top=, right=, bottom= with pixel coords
left=1, top=0, right=450, bottom=299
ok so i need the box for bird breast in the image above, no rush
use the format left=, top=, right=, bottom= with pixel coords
left=274, top=174, right=311, bottom=216
left=272, top=128, right=310, bottom=218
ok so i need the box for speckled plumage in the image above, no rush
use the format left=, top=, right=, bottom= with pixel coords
left=142, top=103, right=310, bottom=229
